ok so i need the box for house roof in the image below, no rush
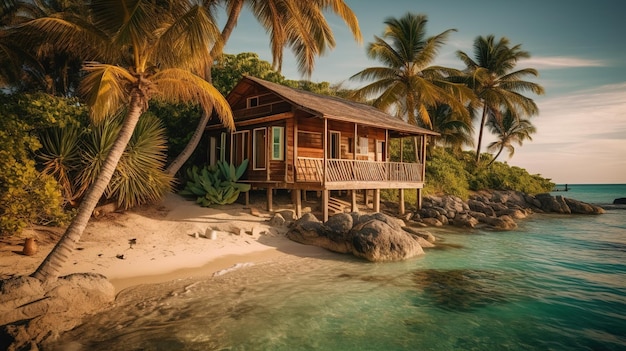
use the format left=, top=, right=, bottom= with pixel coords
left=229, top=75, right=440, bottom=137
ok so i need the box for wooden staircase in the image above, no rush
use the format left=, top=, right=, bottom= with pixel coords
left=328, top=196, right=351, bottom=214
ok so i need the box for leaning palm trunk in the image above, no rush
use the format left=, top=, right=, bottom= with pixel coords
left=487, top=146, right=504, bottom=167
left=475, top=105, right=488, bottom=163
left=32, top=92, right=145, bottom=283
left=166, top=110, right=211, bottom=176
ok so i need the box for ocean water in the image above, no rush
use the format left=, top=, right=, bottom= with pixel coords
left=53, top=185, right=626, bottom=351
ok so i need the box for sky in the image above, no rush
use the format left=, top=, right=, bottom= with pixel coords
left=220, top=0, right=626, bottom=184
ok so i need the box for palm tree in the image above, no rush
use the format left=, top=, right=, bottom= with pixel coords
left=0, top=0, right=89, bottom=94
left=429, top=103, right=474, bottom=153
left=349, top=13, right=472, bottom=129
left=22, top=0, right=234, bottom=283
left=165, top=0, right=362, bottom=177
left=486, top=109, right=536, bottom=166
left=456, top=35, right=544, bottom=163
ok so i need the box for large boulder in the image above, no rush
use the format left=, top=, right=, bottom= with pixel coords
left=351, top=216, right=424, bottom=261
left=1, top=273, right=115, bottom=351
left=564, top=198, right=604, bottom=214
left=287, top=212, right=428, bottom=262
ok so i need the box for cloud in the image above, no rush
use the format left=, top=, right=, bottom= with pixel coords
left=506, top=83, right=626, bottom=183
left=520, top=56, right=607, bottom=69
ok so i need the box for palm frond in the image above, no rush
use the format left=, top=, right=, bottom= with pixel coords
left=154, top=3, right=222, bottom=71
left=151, top=68, right=234, bottom=130
left=79, top=62, right=135, bottom=123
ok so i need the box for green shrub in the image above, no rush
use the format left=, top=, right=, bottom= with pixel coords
left=0, top=93, right=74, bottom=235
left=76, top=112, right=173, bottom=210
left=180, top=160, right=251, bottom=206
left=423, top=148, right=470, bottom=199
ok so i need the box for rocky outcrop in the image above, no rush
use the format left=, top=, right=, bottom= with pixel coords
left=613, top=198, right=626, bottom=205
left=413, top=190, right=604, bottom=230
left=1, top=273, right=115, bottom=351
left=287, top=212, right=431, bottom=262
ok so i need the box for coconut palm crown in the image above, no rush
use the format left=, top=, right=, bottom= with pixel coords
left=349, top=13, right=472, bottom=129
left=456, top=35, right=544, bottom=163
left=22, top=0, right=234, bottom=283
left=486, top=109, right=536, bottom=166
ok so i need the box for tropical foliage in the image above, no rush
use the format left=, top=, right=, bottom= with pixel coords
left=485, top=109, right=536, bottom=166
left=20, top=0, right=235, bottom=282
left=350, top=13, right=472, bottom=129
left=180, top=160, right=251, bottom=206
left=166, top=0, right=362, bottom=176
left=456, top=35, right=544, bottom=162
left=0, top=93, right=75, bottom=235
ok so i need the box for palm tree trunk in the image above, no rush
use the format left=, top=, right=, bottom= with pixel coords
left=487, top=146, right=504, bottom=167
left=475, top=105, right=488, bottom=163
left=31, top=92, right=146, bottom=283
left=211, top=0, right=244, bottom=60
left=165, top=110, right=211, bottom=176
left=165, top=1, right=244, bottom=177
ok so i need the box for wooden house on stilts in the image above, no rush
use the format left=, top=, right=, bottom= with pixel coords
left=205, top=76, right=439, bottom=221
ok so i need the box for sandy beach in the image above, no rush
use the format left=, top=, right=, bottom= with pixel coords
left=0, top=192, right=327, bottom=293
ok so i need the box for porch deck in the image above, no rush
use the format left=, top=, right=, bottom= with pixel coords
left=295, top=157, right=423, bottom=189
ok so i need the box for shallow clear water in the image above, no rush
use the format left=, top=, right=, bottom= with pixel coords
left=54, top=186, right=626, bottom=351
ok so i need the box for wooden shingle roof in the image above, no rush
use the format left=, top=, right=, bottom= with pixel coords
left=230, top=76, right=440, bottom=136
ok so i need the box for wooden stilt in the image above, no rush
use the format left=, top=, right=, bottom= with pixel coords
left=364, top=189, right=370, bottom=206
left=322, top=189, right=329, bottom=222
left=267, top=187, right=273, bottom=212
left=295, top=189, right=302, bottom=218
left=416, top=188, right=423, bottom=210
left=245, top=191, right=250, bottom=206
left=399, top=189, right=405, bottom=215
left=374, top=189, right=380, bottom=213
left=303, top=190, right=308, bottom=202
left=351, top=190, right=358, bottom=212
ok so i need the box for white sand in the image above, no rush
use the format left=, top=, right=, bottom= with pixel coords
left=0, top=193, right=326, bottom=293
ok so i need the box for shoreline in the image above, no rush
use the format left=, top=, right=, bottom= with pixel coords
left=0, top=193, right=330, bottom=295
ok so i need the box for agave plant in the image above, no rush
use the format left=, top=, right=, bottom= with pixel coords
left=77, top=111, right=172, bottom=209
left=180, top=159, right=250, bottom=207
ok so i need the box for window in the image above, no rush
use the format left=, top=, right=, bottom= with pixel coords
left=253, top=128, right=266, bottom=170
left=328, top=131, right=340, bottom=159
left=247, top=96, right=259, bottom=108
left=271, top=126, right=284, bottom=160
left=357, top=136, right=369, bottom=155
left=208, top=133, right=226, bottom=166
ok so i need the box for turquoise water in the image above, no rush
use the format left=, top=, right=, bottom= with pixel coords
left=551, top=183, right=626, bottom=205
left=54, top=185, right=626, bottom=350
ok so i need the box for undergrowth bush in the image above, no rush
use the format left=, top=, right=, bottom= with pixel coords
left=0, top=93, right=77, bottom=235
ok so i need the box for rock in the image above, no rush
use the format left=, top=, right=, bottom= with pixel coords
left=478, top=215, right=518, bottom=230
left=325, top=213, right=353, bottom=235
left=536, top=193, right=571, bottom=214
left=287, top=212, right=424, bottom=262
left=277, top=210, right=296, bottom=221
left=467, top=199, right=495, bottom=217
left=351, top=216, right=423, bottom=261
left=1, top=273, right=115, bottom=351
left=564, top=198, right=604, bottom=214
left=402, top=226, right=436, bottom=243
left=421, top=218, right=443, bottom=227
left=452, top=214, right=479, bottom=228
left=614, top=198, right=626, bottom=205
left=269, top=213, right=286, bottom=226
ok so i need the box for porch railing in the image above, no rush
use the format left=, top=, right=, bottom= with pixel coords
left=296, top=157, right=422, bottom=183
